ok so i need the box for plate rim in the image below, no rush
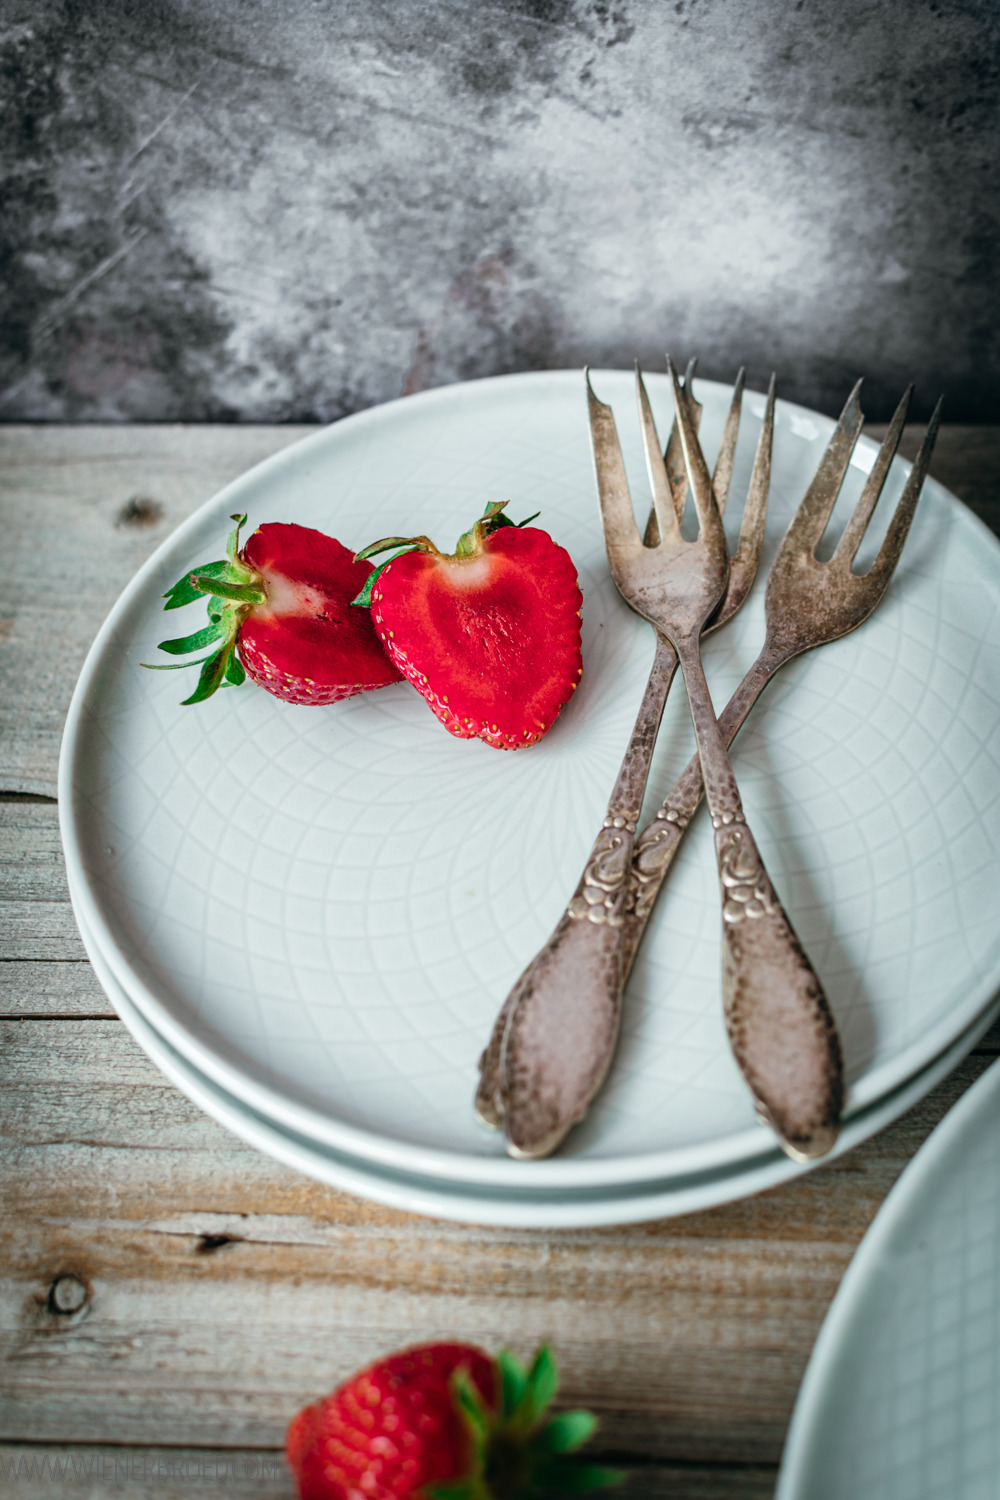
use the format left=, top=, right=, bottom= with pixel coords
left=59, top=367, right=1000, bottom=1189
left=74, top=886, right=1000, bottom=1228
left=775, top=1052, right=1000, bottom=1498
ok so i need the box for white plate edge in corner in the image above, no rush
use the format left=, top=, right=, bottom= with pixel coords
left=775, top=1054, right=1000, bottom=1500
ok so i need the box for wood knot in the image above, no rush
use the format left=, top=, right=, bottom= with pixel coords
left=116, top=495, right=165, bottom=528
left=48, top=1273, right=88, bottom=1315
left=196, top=1233, right=242, bottom=1255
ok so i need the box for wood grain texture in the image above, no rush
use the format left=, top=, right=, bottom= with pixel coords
left=0, top=1446, right=776, bottom=1500
left=0, top=426, right=311, bottom=798
left=2, top=1012, right=997, bottom=1461
left=2, top=426, right=999, bottom=1500
left=1, top=424, right=997, bottom=796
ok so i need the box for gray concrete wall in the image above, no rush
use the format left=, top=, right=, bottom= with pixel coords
left=1, top=0, right=997, bottom=423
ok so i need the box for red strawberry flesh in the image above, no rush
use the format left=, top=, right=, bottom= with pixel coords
left=286, top=1342, right=496, bottom=1500
left=238, top=523, right=401, bottom=705
left=371, top=524, right=582, bottom=749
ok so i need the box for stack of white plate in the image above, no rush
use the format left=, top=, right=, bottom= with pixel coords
left=59, top=371, right=1000, bottom=1227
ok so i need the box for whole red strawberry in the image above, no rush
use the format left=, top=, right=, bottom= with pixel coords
left=148, top=514, right=401, bottom=705
left=285, top=1342, right=620, bottom=1500
left=354, top=503, right=583, bottom=749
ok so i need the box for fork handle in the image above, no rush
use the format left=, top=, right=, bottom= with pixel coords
left=474, top=632, right=678, bottom=1156
left=671, top=634, right=844, bottom=1161
left=624, top=643, right=785, bottom=973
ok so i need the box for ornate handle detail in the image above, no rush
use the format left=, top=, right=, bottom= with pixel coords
left=474, top=633, right=678, bottom=1155
left=566, top=810, right=639, bottom=927
left=621, top=648, right=780, bottom=973
left=717, top=819, right=776, bottom=923
left=671, top=635, right=844, bottom=1161
left=716, top=819, right=842, bottom=1160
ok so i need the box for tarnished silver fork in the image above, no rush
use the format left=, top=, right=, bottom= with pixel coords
left=620, top=383, right=943, bottom=1078
left=585, top=357, right=850, bottom=1164
left=476, top=363, right=776, bottom=1157
left=604, top=369, right=940, bottom=1162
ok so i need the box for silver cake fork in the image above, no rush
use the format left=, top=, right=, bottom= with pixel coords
left=592, top=368, right=939, bottom=1163
left=621, top=382, right=943, bottom=1043
left=476, top=363, right=775, bottom=1157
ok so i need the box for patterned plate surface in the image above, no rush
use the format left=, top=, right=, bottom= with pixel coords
left=60, top=370, right=1000, bottom=1188
left=777, top=1057, right=1000, bottom=1499
left=73, top=888, right=1000, bottom=1227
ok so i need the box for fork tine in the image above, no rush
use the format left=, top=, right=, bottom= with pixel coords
left=663, top=357, right=699, bottom=515
left=636, top=363, right=683, bottom=544
left=666, top=356, right=720, bottom=541
left=862, top=395, right=943, bottom=594
left=730, top=372, right=775, bottom=572
left=586, top=368, right=643, bottom=559
left=832, top=385, right=912, bottom=567
left=712, top=366, right=746, bottom=518
left=646, top=359, right=699, bottom=547
left=781, top=378, right=865, bottom=554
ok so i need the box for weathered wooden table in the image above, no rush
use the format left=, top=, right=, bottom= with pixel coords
left=2, top=424, right=998, bottom=1499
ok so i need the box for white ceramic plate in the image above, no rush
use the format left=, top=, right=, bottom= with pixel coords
left=777, top=1055, right=1000, bottom=1499
left=60, top=370, right=1000, bottom=1190
left=74, top=889, right=1000, bottom=1227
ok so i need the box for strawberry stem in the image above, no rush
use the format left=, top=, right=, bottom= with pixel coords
left=437, top=1346, right=624, bottom=1500
left=189, top=574, right=266, bottom=605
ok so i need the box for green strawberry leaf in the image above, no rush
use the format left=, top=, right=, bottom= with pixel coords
left=533, top=1411, right=597, bottom=1455
left=156, top=621, right=226, bottom=656
left=523, top=1346, right=559, bottom=1427
left=452, top=1368, right=491, bottom=1454
left=424, top=1480, right=486, bottom=1500
left=181, top=639, right=236, bottom=705
left=530, top=1459, right=626, bottom=1493
left=350, top=551, right=410, bottom=608
left=162, top=559, right=229, bottom=609
left=224, top=652, right=246, bottom=686
left=141, top=652, right=219, bottom=672
left=488, top=510, right=540, bottom=531
left=355, top=534, right=434, bottom=562
left=497, top=1349, right=529, bottom=1423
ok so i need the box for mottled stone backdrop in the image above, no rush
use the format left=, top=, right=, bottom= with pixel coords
left=2, top=0, right=997, bottom=423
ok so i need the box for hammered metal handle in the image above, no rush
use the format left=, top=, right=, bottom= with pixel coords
left=474, top=632, right=678, bottom=1151
left=476, top=367, right=706, bottom=1151
left=623, top=647, right=780, bottom=973
left=671, top=633, right=843, bottom=1160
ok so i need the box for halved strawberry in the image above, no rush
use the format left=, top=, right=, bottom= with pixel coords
left=147, top=514, right=401, bottom=705
left=355, top=503, right=583, bottom=750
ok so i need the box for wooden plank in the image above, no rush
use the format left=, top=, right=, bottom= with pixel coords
left=1, top=425, right=998, bottom=796
left=864, top=422, right=1000, bottom=536
left=0, top=801, right=89, bottom=972
left=0, top=427, right=312, bottom=798
left=0, top=961, right=113, bottom=1018
left=2, top=1015, right=995, bottom=1459
left=0, top=1446, right=776, bottom=1500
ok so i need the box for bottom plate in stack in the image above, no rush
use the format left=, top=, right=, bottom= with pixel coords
left=75, top=890, right=1000, bottom=1228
